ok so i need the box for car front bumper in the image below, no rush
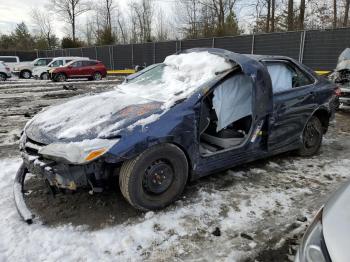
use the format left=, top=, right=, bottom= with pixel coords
left=15, top=135, right=111, bottom=223
left=339, top=87, right=350, bottom=109
left=19, top=136, right=104, bottom=191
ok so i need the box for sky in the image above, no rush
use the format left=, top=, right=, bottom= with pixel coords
left=0, top=0, right=253, bottom=39
left=0, top=0, right=130, bottom=38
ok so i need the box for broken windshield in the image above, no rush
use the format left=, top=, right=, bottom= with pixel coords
left=119, top=51, right=234, bottom=105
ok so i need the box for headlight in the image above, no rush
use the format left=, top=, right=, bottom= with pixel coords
left=297, top=207, right=330, bottom=262
left=38, top=138, right=119, bottom=164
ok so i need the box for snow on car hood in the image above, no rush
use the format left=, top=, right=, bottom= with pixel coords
left=25, top=91, right=163, bottom=144
left=25, top=51, right=233, bottom=144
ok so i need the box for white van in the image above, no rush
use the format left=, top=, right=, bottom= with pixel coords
left=32, top=56, right=89, bottom=80
left=0, top=56, right=20, bottom=70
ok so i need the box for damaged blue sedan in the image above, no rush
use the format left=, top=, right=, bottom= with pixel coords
left=15, top=48, right=337, bottom=223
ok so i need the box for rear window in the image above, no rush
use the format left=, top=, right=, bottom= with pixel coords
left=83, top=61, right=98, bottom=66
left=0, top=57, right=17, bottom=63
left=50, top=60, right=64, bottom=67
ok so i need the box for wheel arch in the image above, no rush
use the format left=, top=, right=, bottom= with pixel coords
left=112, top=139, right=194, bottom=183
left=20, top=69, right=32, bottom=77
left=312, top=107, right=331, bottom=134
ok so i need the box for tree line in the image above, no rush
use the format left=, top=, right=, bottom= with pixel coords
left=0, top=0, right=349, bottom=51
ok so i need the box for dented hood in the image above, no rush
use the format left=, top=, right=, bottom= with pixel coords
left=25, top=90, right=163, bottom=144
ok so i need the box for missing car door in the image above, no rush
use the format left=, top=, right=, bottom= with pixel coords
left=199, top=72, right=254, bottom=155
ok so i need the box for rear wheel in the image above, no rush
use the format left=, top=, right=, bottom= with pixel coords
left=55, top=73, right=67, bottom=82
left=21, top=70, right=32, bottom=79
left=119, top=143, right=188, bottom=211
left=40, top=72, right=49, bottom=80
left=0, top=73, right=6, bottom=81
left=298, top=116, right=323, bottom=156
left=92, top=72, right=102, bottom=81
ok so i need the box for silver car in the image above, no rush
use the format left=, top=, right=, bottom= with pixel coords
left=0, top=61, right=12, bottom=81
left=295, top=180, right=350, bottom=262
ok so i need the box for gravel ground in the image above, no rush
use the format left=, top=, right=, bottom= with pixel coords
left=0, top=79, right=349, bottom=261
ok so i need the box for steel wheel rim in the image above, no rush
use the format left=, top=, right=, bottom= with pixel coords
left=142, top=160, right=174, bottom=195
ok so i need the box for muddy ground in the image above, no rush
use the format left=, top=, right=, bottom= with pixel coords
left=1, top=78, right=350, bottom=261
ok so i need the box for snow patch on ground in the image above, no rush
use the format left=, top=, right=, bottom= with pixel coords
left=1, top=132, right=350, bottom=261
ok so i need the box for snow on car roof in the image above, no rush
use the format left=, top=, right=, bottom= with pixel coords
left=119, top=51, right=233, bottom=107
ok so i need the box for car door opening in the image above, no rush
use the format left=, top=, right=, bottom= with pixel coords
left=199, top=73, right=253, bottom=155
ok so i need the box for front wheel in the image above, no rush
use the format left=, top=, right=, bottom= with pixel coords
left=298, top=116, right=323, bottom=157
left=92, top=72, right=102, bottom=81
left=55, top=73, right=67, bottom=82
left=119, top=143, right=188, bottom=211
left=40, top=72, right=49, bottom=80
left=0, top=73, right=6, bottom=81
left=21, top=70, right=32, bottom=79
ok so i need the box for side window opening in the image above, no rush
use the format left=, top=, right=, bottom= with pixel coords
left=199, top=73, right=253, bottom=155
left=266, top=61, right=314, bottom=93
left=72, top=61, right=83, bottom=68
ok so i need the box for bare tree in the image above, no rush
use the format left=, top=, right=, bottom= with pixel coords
left=51, top=0, right=90, bottom=41
left=199, top=0, right=237, bottom=36
left=128, top=0, right=154, bottom=43
left=31, top=8, right=55, bottom=48
left=266, top=0, right=271, bottom=32
left=333, top=0, right=337, bottom=28
left=287, top=0, right=294, bottom=31
left=114, top=8, right=127, bottom=44
left=155, top=8, right=169, bottom=41
left=298, top=0, right=306, bottom=30
left=271, top=0, right=275, bottom=31
left=175, top=0, right=201, bottom=39
left=344, top=0, right=350, bottom=26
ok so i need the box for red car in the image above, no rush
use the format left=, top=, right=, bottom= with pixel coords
left=50, top=60, right=107, bottom=82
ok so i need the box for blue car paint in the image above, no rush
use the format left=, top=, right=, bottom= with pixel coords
left=103, top=48, right=336, bottom=180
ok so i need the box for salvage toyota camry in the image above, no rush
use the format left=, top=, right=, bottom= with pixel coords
left=15, top=48, right=337, bottom=223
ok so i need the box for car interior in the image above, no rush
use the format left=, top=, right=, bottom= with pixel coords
left=199, top=72, right=253, bottom=155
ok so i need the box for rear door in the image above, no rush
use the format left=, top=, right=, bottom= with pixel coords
left=265, top=60, right=317, bottom=151
left=69, top=61, right=84, bottom=77
left=82, top=61, right=96, bottom=76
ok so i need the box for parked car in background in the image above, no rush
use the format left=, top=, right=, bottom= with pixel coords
left=0, top=61, right=12, bottom=81
left=0, top=56, right=20, bottom=70
left=15, top=48, right=337, bottom=223
left=295, top=180, right=350, bottom=262
left=12, top=58, right=53, bottom=79
left=32, top=57, right=89, bottom=80
left=330, top=48, right=350, bottom=110
left=50, top=59, right=107, bottom=82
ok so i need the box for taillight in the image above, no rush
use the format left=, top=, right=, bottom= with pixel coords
left=334, top=86, right=342, bottom=97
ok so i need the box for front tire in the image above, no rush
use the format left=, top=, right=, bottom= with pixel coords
left=55, top=73, right=67, bottom=82
left=298, top=116, right=323, bottom=156
left=0, top=73, right=6, bottom=81
left=40, top=72, right=49, bottom=80
left=92, top=72, right=102, bottom=81
left=21, top=70, right=32, bottom=79
left=119, top=143, right=188, bottom=211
